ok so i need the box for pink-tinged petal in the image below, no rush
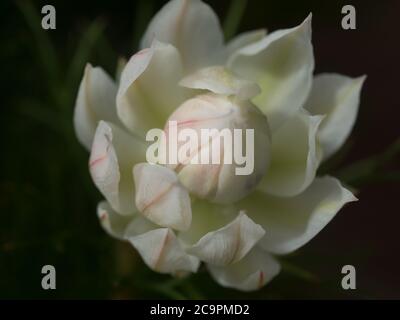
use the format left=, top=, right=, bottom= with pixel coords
left=128, top=228, right=200, bottom=274
left=97, top=201, right=134, bottom=239
left=133, top=163, right=192, bottom=231
left=97, top=200, right=157, bottom=240
left=116, top=41, right=186, bottom=135
left=89, top=121, right=147, bottom=215
left=187, top=212, right=265, bottom=266
left=208, top=247, right=281, bottom=291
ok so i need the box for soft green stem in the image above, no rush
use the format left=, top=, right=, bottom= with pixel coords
left=281, top=261, right=320, bottom=283
left=17, top=0, right=60, bottom=97
left=17, top=103, right=64, bottom=135
left=132, top=0, right=155, bottom=50
left=145, top=278, right=188, bottom=300
left=140, top=275, right=204, bottom=300
left=66, top=19, right=106, bottom=91
left=155, top=287, right=188, bottom=300
left=337, top=138, right=400, bottom=186
left=223, top=0, right=248, bottom=41
left=181, top=281, right=205, bottom=300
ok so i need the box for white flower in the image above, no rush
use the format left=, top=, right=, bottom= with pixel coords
left=74, top=0, right=364, bottom=291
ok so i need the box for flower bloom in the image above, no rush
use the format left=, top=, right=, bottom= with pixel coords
left=74, top=0, right=365, bottom=291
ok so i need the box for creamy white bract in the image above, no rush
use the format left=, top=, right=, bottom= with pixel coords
left=73, top=0, right=364, bottom=291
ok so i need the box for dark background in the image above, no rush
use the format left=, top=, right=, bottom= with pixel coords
left=0, top=0, right=399, bottom=299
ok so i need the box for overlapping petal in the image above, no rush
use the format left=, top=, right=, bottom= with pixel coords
left=97, top=200, right=156, bottom=240
left=133, top=163, right=192, bottom=231
left=187, top=211, right=265, bottom=266
left=228, top=15, right=314, bottom=131
left=179, top=66, right=260, bottom=100
left=225, top=29, right=267, bottom=59
left=73, top=64, right=120, bottom=150
left=305, top=73, right=366, bottom=159
left=128, top=228, right=200, bottom=274
left=116, top=41, right=186, bottom=135
left=178, top=199, right=237, bottom=244
left=208, top=247, right=281, bottom=291
left=75, top=0, right=364, bottom=292
left=258, top=109, right=323, bottom=197
left=239, top=176, right=357, bottom=255
left=141, top=0, right=224, bottom=72
left=97, top=201, right=135, bottom=239
left=89, top=121, right=147, bottom=215
left=164, top=94, right=270, bottom=204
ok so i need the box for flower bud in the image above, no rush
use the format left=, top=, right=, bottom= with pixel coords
left=159, top=93, right=270, bottom=204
